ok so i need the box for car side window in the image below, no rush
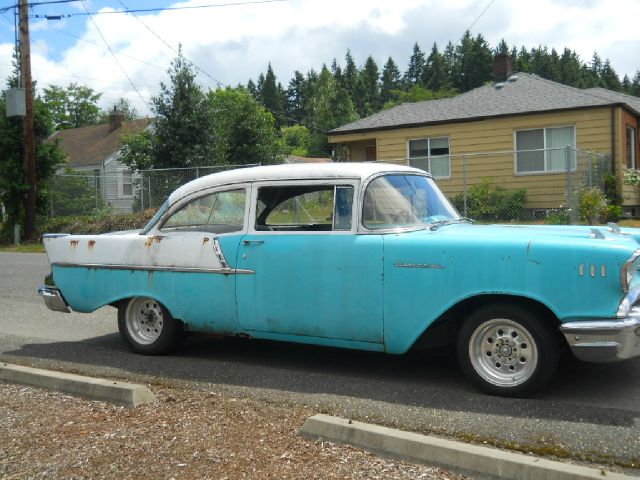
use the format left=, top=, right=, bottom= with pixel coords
left=162, top=188, right=246, bottom=234
left=255, top=185, right=353, bottom=232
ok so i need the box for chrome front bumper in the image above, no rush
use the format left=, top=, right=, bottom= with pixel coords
left=38, top=285, right=70, bottom=313
left=560, top=317, right=640, bottom=363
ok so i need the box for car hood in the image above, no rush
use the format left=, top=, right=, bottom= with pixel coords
left=418, top=223, right=640, bottom=249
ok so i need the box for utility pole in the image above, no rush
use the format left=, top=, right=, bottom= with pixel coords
left=19, top=0, right=37, bottom=240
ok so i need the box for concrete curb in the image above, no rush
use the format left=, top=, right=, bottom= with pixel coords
left=300, top=414, right=638, bottom=480
left=0, top=362, right=156, bottom=408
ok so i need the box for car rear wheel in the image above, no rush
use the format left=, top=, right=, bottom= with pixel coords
left=118, top=297, right=182, bottom=355
left=457, top=303, right=559, bottom=397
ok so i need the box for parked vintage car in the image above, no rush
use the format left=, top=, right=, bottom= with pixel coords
left=39, top=163, right=640, bottom=396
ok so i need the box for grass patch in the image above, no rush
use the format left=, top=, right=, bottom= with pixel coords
left=618, top=219, right=640, bottom=228
left=0, top=243, right=45, bottom=253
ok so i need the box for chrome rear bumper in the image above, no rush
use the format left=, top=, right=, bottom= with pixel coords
left=38, top=285, right=70, bottom=313
left=560, top=317, right=640, bottom=363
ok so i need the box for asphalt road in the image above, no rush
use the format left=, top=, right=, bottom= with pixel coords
left=1, top=252, right=639, bottom=472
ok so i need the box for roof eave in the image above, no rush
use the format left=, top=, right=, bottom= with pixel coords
left=328, top=103, right=626, bottom=138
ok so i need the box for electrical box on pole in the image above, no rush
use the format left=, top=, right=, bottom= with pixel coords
left=5, top=88, right=26, bottom=117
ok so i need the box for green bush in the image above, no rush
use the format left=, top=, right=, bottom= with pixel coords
left=545, top=210, right=570, bottom=225
left=604, top=172, right=621, bottom=206
left=48, top=169, right=105, bottom=216
left=604, top=204, right=623, bottom=222
left=37, top=209, right=158, bottom=238
left=453, top=179, right=528, bottom=222
left=579, top=187, right=607, bottom=225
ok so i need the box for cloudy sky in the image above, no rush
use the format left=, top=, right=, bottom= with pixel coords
left=1, top=0, right=639, bottom=116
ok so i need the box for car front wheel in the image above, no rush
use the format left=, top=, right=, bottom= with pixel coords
left=457, top=303, right=559, bottom=397
left=118, top=297, right=182, bottom=355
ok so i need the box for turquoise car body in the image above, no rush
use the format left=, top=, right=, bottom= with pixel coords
left=40, top=163, right=640, bottom=364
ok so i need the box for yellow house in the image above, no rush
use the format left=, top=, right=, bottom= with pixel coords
left=328, top=69, right=640, bottom=213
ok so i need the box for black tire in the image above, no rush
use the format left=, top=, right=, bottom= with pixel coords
left=117, top=297, right=183, bottom=355
left=457, top=302, right=559, bottom=397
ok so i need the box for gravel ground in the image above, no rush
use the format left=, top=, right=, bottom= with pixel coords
left=0, top=383, right=468, bottom=479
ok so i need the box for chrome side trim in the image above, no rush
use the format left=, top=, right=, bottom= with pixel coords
left=620, top=249, right=640, bottom=293
left=212, top=237, right=230, bottom=269
left=560, top=317, right=640, bottom=362
left=617, top=285, right=640, bottom=317
left=43, top=233, right=70, bottom=239
left=38, top=285, right=71, bottom=313
left=394, top=262, right=445, bottom=269
left=51, top=262, right=254, bottom=275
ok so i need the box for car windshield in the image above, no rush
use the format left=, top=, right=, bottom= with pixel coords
left=362, top=174, right=460, bottom=230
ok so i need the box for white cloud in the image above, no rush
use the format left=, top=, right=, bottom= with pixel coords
left=3, top=0, right=638, bottom=116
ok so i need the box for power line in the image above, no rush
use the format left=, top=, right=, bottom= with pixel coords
left=29, top=0, right=287, bottom=18
left=48, top=26, right=166, bottom=72
left=114, top=0, right=310, bottom=128
left=0, top=0, right=81, bottom=14
left=465, top=0, right=495, bottom=34
left=78, top=0, right=149, bottom=108
left=117, top=0, right=224, bottom=88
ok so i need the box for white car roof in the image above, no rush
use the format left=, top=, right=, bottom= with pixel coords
left=169, top=162, right=428, bottom=203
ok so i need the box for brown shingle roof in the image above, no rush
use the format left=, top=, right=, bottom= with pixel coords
left=329, top=73, right=640, bottom=135
left=49, top=118, right=150, bottom=167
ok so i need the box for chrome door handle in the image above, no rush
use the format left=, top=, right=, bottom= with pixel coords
left=243, top=239, right=264, bottom=245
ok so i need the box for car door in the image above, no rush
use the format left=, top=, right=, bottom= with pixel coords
left=151, top=186, right=249, bottom=332
left=235, top=180, right=384, bottom=345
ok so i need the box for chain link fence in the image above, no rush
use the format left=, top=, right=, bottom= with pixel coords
left=402, top=147, right=612, bottom=224
left=48, top=149, right=614, bottom=225
left=48, top=164, right=260, bottom=218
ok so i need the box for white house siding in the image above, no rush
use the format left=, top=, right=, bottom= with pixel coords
left=103, top=153, right=136, bottom=213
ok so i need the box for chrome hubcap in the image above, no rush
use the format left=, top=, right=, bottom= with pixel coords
left=125, top=297, right=164, bottom=345
left=469, top=318, right=538, bottom=387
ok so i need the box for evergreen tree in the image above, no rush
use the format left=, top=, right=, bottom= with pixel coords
left=246, top=79, right=258, bottom=100
left=259, top=63, right=285, bottom=126
left=443, top=41, right=457, bottom=83
left=404, top=42, right=425, bottom=87
left=355, top=56, right=380, bottom=116
left=380, top=57, right=402, bottom=105
left=630, top=71, right=640, bottom=96
left=495, top=39, right=509, bottom=55
left=422, top=43, right=449, bottom=91
left=343, top=50, right=358, bottom=97
left=547, top=48, right=561, bottom=81
left=456, top=32, right=492, bottom=91
left=256, top=73, right=265, bottom=100
left=148, top=49, right=215, bottom=168
left=583, top=52, right=604, bottom=87
left=307, top=67, right=357, bottom=156
left=600, top=59, right=621, bottom=91
left=621, top=74, right=631, bottom=93
left=452, top=32, right=472, bottom=90
left=285, top=70, right=305, bottom=122
left=558, top=48, right=582, bottom=87
left=331, top=58, right=343, bottom=86
left=514, top=46, right=532, bottom=73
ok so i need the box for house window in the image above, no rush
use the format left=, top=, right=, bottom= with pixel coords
left=407, top=137, right=450, bottom=178
left=118, top=169, right=133, bottom=198
left=627, top=125, right=637, bottom=169
left=515, top=126, right=576, bottom=173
